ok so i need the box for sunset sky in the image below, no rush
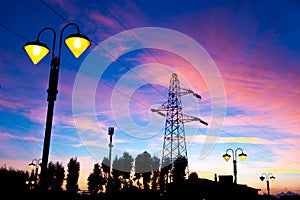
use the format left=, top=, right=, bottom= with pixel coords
left=1, top=0, right=300, bottom=195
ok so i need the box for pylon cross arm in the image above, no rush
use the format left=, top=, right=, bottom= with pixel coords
left=183, top=114, right=208, bottom=125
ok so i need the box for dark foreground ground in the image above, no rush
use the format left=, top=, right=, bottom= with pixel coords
left=6, top=190, right=300, bottom=200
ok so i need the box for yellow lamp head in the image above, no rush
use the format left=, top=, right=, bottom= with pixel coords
left=64, top=33, right=90, bottom=58
left=28, top=162, right=35, bottom=170
left=223, top=153, right=231, bottom=162
left=238, top=152, right=247, bottom=161
left=23, top=41, right=50, bottom=65
left=270, top=175, right=275, bottom=182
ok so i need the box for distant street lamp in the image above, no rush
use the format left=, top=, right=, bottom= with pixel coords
left=28, top=158, right=42, bottom=184
left=108, top=127, right=114, bottom=178
left=222, top=148, right=247, bottom=184
left=25, top=180, right=36, bottom=190
left=23, top=23, right=90, bottom=190
left=260, top=172, right=275, bottom=197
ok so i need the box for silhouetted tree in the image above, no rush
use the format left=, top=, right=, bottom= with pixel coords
left=172, top=156, right=188, bottom=183
left=122, top=152, right=134, bottom=180
left=159, top=157, right=172, bottom=192
left=151, top=155, right=160, bottom=190
left=53, top=161, right=65, bottom=191
left=66, top=157, right=80, bottom=194
left=101, top=157, right=110, bottom=178
left=87, top=163, right=106, bottom=195
left=135, top=151, right=152, bottom=190
left=0, top=167, right=28, bottom=194
left=188, top=172, right=198, bottom=180
left=112, top=152, right=134, bottom=189
left=101, top=157, right=112, bottom=193
left=46, top=162, right=55, bottom=190
left=134, top=151, right=161, bottom=190
left=46, top=161, right=65, bottom=191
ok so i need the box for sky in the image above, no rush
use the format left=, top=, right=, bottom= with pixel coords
left=1, top=0, right=300, bottom=195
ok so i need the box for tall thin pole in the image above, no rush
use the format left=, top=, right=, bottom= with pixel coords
left=267, top=180, right=270, bottom=196
left=39, top=57, right=60, bottom=190
left=108, top=127, right=114, bottom=178
left=233, top=159, right=237, bottom=184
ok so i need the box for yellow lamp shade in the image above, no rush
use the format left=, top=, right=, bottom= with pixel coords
left=238, top=152, right=247, bottom=161
left=223, top=153, right=231, bottom=162
left=28, top=162, right=35, bottom=170
left=64, top=33, right=90, bottom=58
left=24, top=41, right=50, bottom=65
left=270, top=176, right=275, bottom=182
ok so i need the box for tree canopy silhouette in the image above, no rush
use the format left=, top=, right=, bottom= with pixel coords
left=172, top=156, right=188, bottom=183
left=46, top=161, right=65, bottom=191
left=87, top=163, right=106, bottom=196
left=66, top=157, right=80, bottom=194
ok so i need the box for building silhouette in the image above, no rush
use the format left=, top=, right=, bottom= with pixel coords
left=165, top=173, right=260, bottom=200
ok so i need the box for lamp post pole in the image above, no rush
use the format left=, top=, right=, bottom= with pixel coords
left=40, top=53, right=59, bottom=190
left=108, top=127, right=114, bottom=178
left=223, top=148, right=247, bottom=184
left=24, top=23, right=90, bottom=191
left=260, top=173, right=275, bottom=197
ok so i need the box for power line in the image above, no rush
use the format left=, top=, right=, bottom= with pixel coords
left=0, top=23, right=29, bottom=41
left=95, top=0, right=173, bottom=82
left=61, top=59, right=153, bottom=109
left=0, top=118, right=36, bottom=159
left=40, top=0, right=70, bottom=23
left=0, top=86, right=64, bottom=159
left=0, top=98, right=39, bottom=158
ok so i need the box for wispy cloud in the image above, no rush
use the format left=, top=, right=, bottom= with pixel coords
left=187, top=135, right=275, bottom=145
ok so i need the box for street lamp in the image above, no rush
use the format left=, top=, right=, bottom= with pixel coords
left=108, top=127, right=114, bottom=178
left=28, top=158, right=42, bottom=185
left=25, top=180, right=36, bottom=190
left=260, top=173, right=275, bottom=197
left=23, top=23, right=90, bottom=190
left=222, top=148, right=247, bottom=184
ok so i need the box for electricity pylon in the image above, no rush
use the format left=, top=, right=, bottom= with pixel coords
left=151, top=73, right=208, bottom=183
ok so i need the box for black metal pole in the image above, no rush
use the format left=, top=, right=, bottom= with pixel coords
left=267, top=180, right=270, bottom=197
left=39, top=57, right=60, bottom=190
left=233, top=159, right=237, bottom=184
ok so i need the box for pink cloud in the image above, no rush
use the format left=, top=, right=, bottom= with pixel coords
left=0, top=131, right=41, bottom=143
left=89, top=12, right=118, bottom=29
left=158, top=6, right=300, bottom=138
left=46, top=0, right=81, bottom=21
left=107, top=1, right=150, bottom=28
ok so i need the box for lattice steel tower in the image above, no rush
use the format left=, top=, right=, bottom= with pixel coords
left=151, top=73, right=208, bottom=180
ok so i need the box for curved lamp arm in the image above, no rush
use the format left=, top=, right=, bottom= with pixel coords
left=37, top=27, right=56, bottom=58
